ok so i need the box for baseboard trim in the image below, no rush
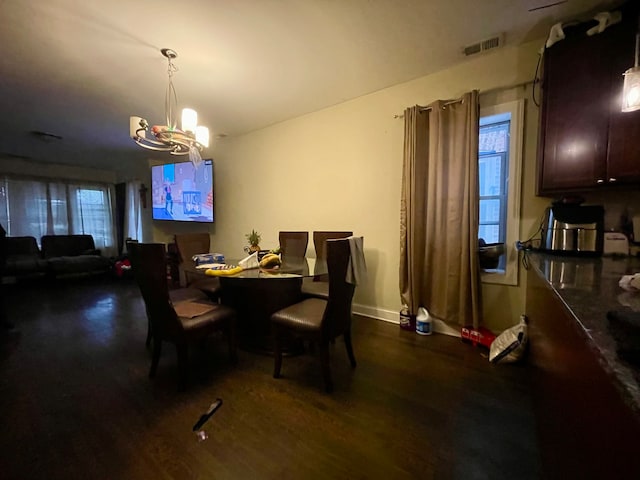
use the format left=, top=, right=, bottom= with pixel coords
left=352, top=303, right=461, bottom=338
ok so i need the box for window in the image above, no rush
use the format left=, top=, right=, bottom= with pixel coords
left=70, top=187, right=113, bottom=250
left=478, top=99, right=524, bottom=285
left=479, top=121, right=509, bottom=248
left=0, top=176, right=117, bottom=256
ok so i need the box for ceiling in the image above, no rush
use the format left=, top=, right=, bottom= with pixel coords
left=0, top=0, right=620, bottom=171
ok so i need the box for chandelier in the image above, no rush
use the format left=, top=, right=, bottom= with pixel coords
left=129, top=48, right=209, bottom=167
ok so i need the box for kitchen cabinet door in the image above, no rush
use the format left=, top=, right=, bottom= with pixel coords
left=537, top=25, right=612, bottom=195
left=537, top=4, right=640, bottom=195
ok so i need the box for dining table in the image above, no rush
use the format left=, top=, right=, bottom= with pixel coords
left=184, top=256, right=327, bottom=354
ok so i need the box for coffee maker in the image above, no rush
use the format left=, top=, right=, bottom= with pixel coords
left=541, top=204, right=604, bottom=256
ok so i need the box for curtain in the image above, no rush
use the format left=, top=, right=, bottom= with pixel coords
left=399, top=90, right=482, bottom=328
left=124, top=181, right=143, bottom=247
left=0, top=176, right=117, bottom=257
left=0, top=178, right=48, bottom=239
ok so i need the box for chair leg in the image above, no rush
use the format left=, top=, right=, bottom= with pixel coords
left=176, top=343, right=188, bottom=391
left=273, top=326, right=283, bottom=379
left=344, top=329, right=357, bottom=368
left=149, top=338, right=162, bottom=378
left=319, top=341, right=333, bottom=393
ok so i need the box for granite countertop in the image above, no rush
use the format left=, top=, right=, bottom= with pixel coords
left=529, top=252, right=640, bottom=415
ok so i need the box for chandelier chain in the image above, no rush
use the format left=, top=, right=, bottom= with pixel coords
left=165, top=56, right=179, bottom=131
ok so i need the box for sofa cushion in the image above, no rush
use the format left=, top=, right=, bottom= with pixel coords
left=47, top=255, right=111, bottom=275
left=7, top=236, right=41, bottom=256
left=4, top=254, right=49, bottom=277
left=41, top=235, right=96, bottom=259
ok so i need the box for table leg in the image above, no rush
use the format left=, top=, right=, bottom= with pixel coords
left=220, top=276, right=304, bottom=355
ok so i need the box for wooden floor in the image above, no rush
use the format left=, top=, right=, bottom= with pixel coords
left=0, top=275, right=541, bottom=479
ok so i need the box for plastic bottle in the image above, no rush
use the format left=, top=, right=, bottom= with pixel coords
left=400, top=304, right=412, bottom=331
left=416, top=307, right=432, bottom=335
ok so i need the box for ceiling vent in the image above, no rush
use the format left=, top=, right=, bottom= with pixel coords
left=463, top=34, right=505, bottom=57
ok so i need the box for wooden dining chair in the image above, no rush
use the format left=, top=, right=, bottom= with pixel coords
left=128, top=242, right=237, bottom=390
left=271, top=238, right=357, bottom=392
left=174, top=233, right=222, bottom=301
left=278, top=231, right=309, bottom=258
left=128, top=239, right=209, bottom=347
left=312, top=231, right=353, bottom=261
left=301, top=230, right=353, bottom=300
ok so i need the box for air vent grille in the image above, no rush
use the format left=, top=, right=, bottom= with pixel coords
left=463, top=34, right=504, bottom=57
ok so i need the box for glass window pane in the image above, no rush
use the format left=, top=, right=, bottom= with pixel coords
left=479, top=155, right=502, bottom=196
left=480, top=199, right=501, bottom=223
left=478, top=225, right=499, bottom=244
left=479, top=122, right=509, bottom=154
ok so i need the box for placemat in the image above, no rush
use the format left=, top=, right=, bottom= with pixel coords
left=174, top=301, right=216, bottom=319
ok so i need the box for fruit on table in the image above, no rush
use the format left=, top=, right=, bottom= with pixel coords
left=259, top=253, right=281, bottom=268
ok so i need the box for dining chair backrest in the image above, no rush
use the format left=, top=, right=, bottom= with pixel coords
left=174, top=233, right=210, bottom=264
left=278, top=231, right=309, bottom=258
left=128, top=242, right=182, bottom=339
left=313, top=231, right=353, bottom=261
left=323, top=238, right=357, bottom=340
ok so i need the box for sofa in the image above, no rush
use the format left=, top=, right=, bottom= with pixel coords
left=4, top=236, right=49, bottom=278
left=3, top=235, right=112, bottom=280
left=41, top=235, right=111, bottom=277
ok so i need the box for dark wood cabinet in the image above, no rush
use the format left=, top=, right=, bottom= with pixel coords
left=537, top=5, right=640, bottom=195
left=526, top=268, right=640, bottom=478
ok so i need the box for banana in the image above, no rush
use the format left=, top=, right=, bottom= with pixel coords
left=259, top=253, right=281, bottom=268
left=205, top=266, right=243, bottom=276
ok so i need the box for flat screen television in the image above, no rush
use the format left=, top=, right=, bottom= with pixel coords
left=151, top=159, right=214, bottom=223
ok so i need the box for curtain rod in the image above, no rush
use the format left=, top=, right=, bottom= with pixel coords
left=393, top=79, right=535, bottom=118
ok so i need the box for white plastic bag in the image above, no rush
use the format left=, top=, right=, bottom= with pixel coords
left=489, top=315, right=528, bottom=364
left=619, top=273, right=640, bottom=291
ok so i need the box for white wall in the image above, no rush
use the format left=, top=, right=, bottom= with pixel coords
left=152, top=39, right=550, bottom=332
left=0, top=156, right=116, bottom=183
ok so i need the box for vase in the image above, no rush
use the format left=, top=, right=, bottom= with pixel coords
left=244, top=245, right=261, bottom=254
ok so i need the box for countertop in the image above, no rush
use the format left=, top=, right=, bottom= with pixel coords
left=528, top=251, right=640, bottom=415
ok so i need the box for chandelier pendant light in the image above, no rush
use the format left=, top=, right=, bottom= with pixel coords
left=622, top=22, right=640, bottom=112
left=130, top=48, right=209, bottom=167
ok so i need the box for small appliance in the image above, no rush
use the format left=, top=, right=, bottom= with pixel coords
left=541, top=204, right=604, bottom=256
left=603, top=232, right=629, bottom=256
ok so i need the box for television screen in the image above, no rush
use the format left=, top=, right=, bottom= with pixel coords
left=151, top=159, right=214, bottom=223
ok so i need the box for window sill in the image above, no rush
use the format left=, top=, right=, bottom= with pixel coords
left=481, top=267, right=517, bottom=286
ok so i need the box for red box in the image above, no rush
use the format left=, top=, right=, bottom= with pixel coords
left=461, top=326, right=496, bottom=349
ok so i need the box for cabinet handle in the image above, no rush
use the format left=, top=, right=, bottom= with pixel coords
left=596, top=179, right=604, bottom=184
left=609, top=178, right=617, bottom=182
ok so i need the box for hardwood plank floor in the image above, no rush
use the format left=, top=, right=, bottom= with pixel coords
left=0, top=276, right=540, bottom=479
